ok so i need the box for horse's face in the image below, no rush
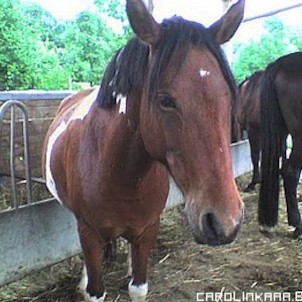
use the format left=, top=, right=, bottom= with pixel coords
left=127, top=0, right=245, bottom=246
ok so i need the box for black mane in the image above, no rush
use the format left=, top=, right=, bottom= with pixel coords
left=96, top=16, right=237, bottom=109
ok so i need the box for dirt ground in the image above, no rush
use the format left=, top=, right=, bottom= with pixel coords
left=1, top=173, right=302, bottom=302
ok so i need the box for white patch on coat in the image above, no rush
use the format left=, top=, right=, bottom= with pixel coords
left=78, top=265, right=106, bottom=302
left=116, top=93, right=127, bottom=114
left=199, top=68, right=211, bottom=77
left=128, top=279, right=148, bottom=302
left=45, top=121, right=67, bottom=205
left=70, top=87, right=99, bottom=121
left=45, top=88, right=99, bottom=204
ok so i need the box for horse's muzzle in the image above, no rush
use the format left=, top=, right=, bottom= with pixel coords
left=191, top=211, right=243, bottom=246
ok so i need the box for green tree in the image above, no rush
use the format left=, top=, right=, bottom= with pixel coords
left=288, top=27, right=302, bottom=51
left=0, top=0, right=132, bottom=90
left=0, top=0, right=37, bottom=89
left=61, top=10, right=130, bottom=86
left=233, top=17, right=298, bottom=82
left=23, top=3, right=57, bottom=45
left=22, top=3, right=70, bottom=89
left=94, top=0, right=127, bottom=24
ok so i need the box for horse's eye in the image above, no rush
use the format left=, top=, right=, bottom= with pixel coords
left=158, top=94, right=177, bottom=110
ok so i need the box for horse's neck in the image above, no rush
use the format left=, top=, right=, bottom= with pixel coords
left=96, top=93, right=153, bottom=186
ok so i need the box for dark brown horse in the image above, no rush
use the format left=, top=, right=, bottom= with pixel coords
left=43, top=0, right=245, bottom=301
left=259, top=51, right=302, bottom=239
left=238, top=71, right=264, bottom=191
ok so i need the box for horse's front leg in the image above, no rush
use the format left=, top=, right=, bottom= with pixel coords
left=77, top=219, right=107, bottom=302
left=128, top=220, right=160, bottom=302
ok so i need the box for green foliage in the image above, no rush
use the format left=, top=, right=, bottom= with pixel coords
left=233, top=17, right=302, bottom=82
left=94, top=0, right=127, bottom=24
left=0, top=0, right=36, bottom=89
left=2, top=2, right=302, bottom=91
left=61, top=10, right=129, bottom=86
left=0, top=0, right=131, bottom=90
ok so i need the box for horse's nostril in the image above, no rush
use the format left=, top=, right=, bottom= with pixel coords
left=202, top=212, right=224, bottom=240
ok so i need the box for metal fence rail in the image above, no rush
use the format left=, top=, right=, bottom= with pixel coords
left=0, top=100, right=33, bottom=207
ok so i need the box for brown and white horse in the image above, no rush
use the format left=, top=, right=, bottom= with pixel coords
left=43, top=0, right=245, bottom=301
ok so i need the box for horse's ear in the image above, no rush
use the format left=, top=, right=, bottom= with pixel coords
left=209, top=0, right=245, bottom=44
left=126, top=0, right=161, bottom=47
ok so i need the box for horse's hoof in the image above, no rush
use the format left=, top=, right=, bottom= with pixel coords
left=128, top=279, right=148, bottom=302
left=293, top=226, right=302, bottom=240
left=78, top=265, right=107, bottom=302
left=259, top=225, right=275, bottom=237
left=243, top=183, right=256, bottom=193
left=82, top=291, right=107, bottom=302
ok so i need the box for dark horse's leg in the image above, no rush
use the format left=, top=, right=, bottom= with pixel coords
left=77, top=219, right=106, bottom=301
left=128, top=220, right=160, bottom=302
left=281, top=137, right=302, bottom=239
left=245, top=129, right=261, bottom=192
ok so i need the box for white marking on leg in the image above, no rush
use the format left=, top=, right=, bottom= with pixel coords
left=83, top=292, right=107, bottom=302
left=78, top=265, right=88, bottom=294
left=45, top=121, right=67, bottom=204
left=199, top=68, right=210, bottom=77
left=70, top=87, right=99, bottom=121
left=116, top=94, right=127, bottom=114
left=127, top=243, right=133, bottom=277
left=78, top=265, right=107, bottom=302
left=128, top=279, right=148, bottom=302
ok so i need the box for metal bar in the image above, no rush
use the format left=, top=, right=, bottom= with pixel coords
left=10, top=106, right=18, bottom=208
left=0, top=91, right=73, bottom=101
left=21, top=103, right=33, bottom=203
left=243, top=3, right=302, bottom=23
left=0, top=100, right=33, bottom=207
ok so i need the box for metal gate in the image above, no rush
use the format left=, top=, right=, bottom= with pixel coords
left=0, top=97, right=81, bottom=286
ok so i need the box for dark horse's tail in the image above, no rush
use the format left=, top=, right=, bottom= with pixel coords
left=104, top=240, right=117, bottom=266
left=258, top=61, right=287, bottom=227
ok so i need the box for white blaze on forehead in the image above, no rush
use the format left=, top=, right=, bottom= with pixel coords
left=45, top=121, right=67, bottom=205
left=70, top=87, right=99, bottom=121
left=128, top=279, right=148, bottom=302
left=116, top=93, right=127, bottom=114
left=199, top=68, right=211, bottom=77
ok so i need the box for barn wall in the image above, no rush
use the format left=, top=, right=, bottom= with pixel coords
left=0, top=92, right=71, bottom=178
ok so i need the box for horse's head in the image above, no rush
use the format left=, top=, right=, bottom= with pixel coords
left=126, top=0, right=245, bottom=246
